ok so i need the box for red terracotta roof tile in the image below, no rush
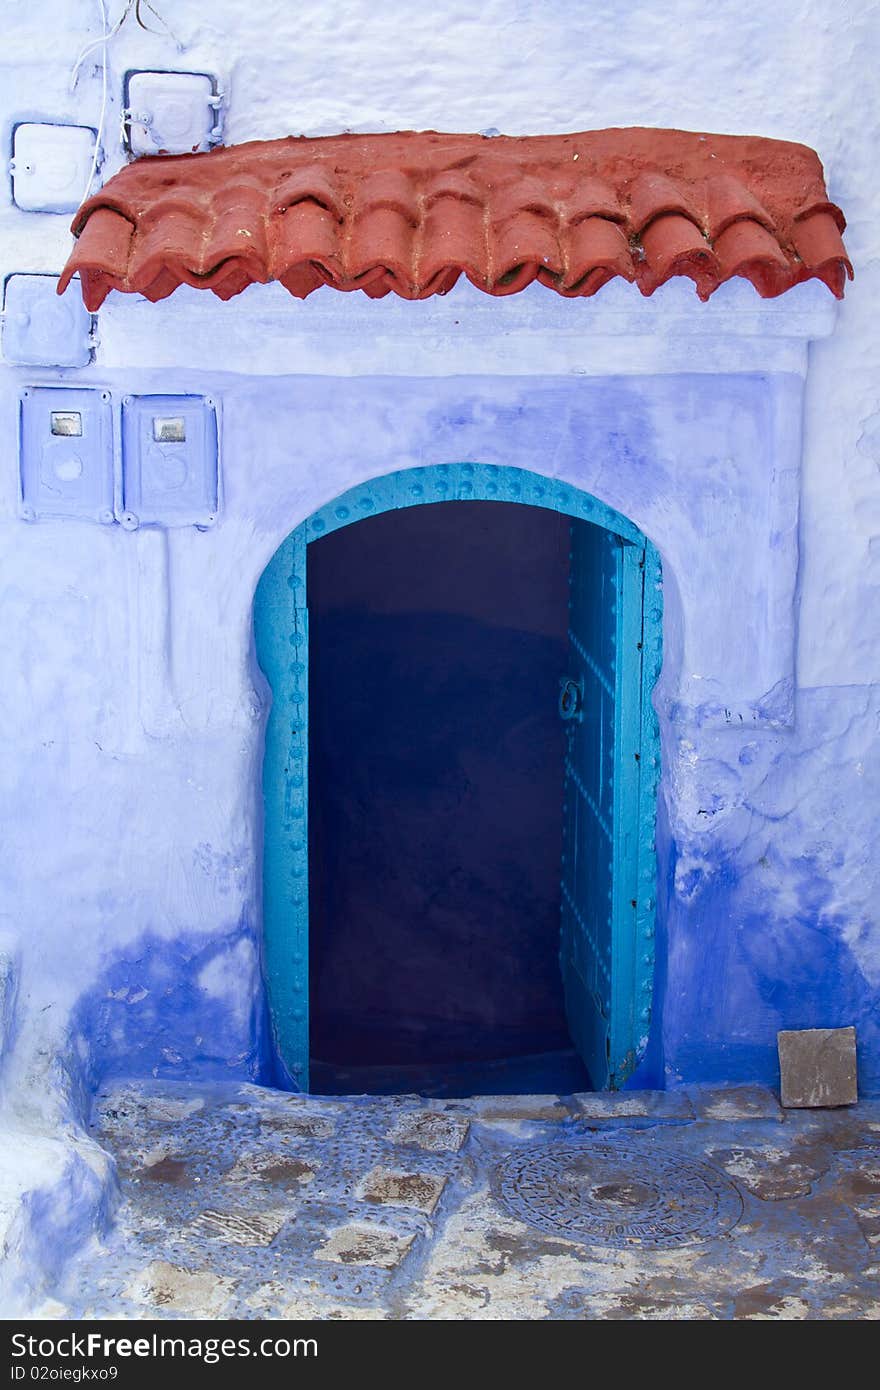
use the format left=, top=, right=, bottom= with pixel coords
left=628, top=171, right=705, bottom=236
left=706, top=174, right=775, bottom=238
left=714, top=219, right=792, bottom=298
left=790, top=209, right=852, bottom=298
left=639, top=213, right=719, bottom=298
left=58, top=127, right=852, bottom=311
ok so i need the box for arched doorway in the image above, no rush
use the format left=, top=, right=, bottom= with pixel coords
left=254, top=463, right=661, bottom=1093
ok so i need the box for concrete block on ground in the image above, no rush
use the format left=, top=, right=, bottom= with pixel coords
left=778, top=1027, right=858, bottom=1109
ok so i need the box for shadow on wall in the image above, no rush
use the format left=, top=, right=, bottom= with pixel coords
left=69, top=919, right=271, bottom=1086
left=666, top=846, right=880, bottom=1089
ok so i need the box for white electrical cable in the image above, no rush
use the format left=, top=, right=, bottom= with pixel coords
left=74, top=0, right=112, bottom=210
left=70, top=0, right=131, bottom=89
left=70, top=0, right=185, bottom=212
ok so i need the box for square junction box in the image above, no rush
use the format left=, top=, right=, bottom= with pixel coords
left=19, top=386, right=114, bottom=524
left=121, top=394, right=218, bottom=528
left=11, top=123, right=97, bottom=213
left=3, top=274, right=93, bottom=367
left=124, top=72, right=220, bottom=155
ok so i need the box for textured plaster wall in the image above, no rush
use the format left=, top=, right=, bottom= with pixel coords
left=0, top=366, right=874, bottom=1095
left=0, top=0, right=877, bottom=1219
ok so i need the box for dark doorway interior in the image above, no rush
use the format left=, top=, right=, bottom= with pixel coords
left=308, top=500, right=589, bottom=1095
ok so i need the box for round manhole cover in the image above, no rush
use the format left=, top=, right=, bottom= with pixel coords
left=496, top=1139, right=742, bottom=1249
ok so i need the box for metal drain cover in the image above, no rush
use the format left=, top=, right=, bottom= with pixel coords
left=496, top=1139, right=742, bottom=1249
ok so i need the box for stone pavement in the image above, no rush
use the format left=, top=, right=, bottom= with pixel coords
left=46, top=1080, right=880, bottom=1319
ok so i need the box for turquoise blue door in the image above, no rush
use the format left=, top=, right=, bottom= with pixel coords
left=560, top=522, right=652, bottom=1088
left=254, top=464, right=661, bottom=1092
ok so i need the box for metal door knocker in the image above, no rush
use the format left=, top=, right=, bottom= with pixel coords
left=559, top=676, right=584, bottom=722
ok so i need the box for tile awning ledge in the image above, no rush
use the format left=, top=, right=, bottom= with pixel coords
left=58, top=127, right=852, bottom=313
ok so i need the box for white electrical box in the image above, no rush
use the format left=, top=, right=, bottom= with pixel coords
left=2, top=274, right=93, bottom=367
left=19, top=386, right=115, bottom=524
left=121, top=394, right=219, bottom=529
left=11, top=123, right=97, bottom=213
left=125, top=72, right=220, bottom=156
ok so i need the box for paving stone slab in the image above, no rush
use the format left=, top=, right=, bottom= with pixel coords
left=314, top=1223, right=416, bottom=1269
left=690, top=1085, right=783, bottom=1122
left=707, top=1146, right=827, bottom=1200
left=259, top=1114, right=336, bottom=1140
left=386, top=1110, right=470, bottom=1152
left=572, top=1090, right=695, bottom=1120
left=191, top=1207, right=290, bottom=1247
left=123, top=1260, right=235, bottom=1316
left=358, top=1166, right=448, bottom=1214
left=454, top=1094, right=574, bottom=1122
left=225, top=1151, right=319, bottom=1188
left=136, top=1155, right=193, bottom=1185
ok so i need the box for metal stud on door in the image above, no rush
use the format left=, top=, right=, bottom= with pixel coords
left=254, top=527, right=309, bottom=1090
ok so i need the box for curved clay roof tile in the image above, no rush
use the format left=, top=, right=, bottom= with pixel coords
left=713, top=220, right=792, bottom=297
left=351, top=168, right=420, bottom=224
left=556, top=217, right=634, bottom=295
left=272, top=167, right=344, bottom=220
left=489, top=176, right=558, bottom=227
left=627, top=170, right=705, bottom=236
left=57, top=128, right=852, bottom=309
left=560, top=177, right=624, bottom=226
left=639, top=214, right=719, bottom=298
left=790, top=210, right=854, bottom=296
left=706, top=173, right=776, bottom=238
left=423, top=169, right=485, bottom=207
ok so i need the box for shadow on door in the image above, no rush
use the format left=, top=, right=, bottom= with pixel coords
left=307, top=501, right=590, bottom=1096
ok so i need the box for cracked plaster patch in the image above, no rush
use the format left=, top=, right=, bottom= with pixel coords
left=100, top=1089, right=205, bottom=1125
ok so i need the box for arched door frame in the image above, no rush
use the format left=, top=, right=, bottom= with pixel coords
left=254, top=461, right=662, bottom=1090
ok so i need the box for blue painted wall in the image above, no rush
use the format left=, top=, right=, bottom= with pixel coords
left=1, top=366, right=876, bottom=1099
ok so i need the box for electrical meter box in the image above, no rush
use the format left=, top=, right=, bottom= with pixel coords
left=11, top=123, right=97, bottom=213
left=124, top=72, right=220, bottom=155
left=121, top=394, right=218, bottom=528
left=19, top=386, right=114, bottom=524
left=3, top=274, right=93, bottom=367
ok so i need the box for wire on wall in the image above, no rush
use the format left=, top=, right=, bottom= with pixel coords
left=69, top=0, right=185, bottom=212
